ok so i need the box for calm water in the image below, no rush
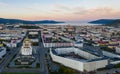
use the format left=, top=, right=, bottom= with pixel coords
left=39, top=22, right=102, bottom=26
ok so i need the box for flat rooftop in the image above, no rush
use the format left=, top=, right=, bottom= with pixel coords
left=43, top=36, right=70, bottom=43
left=51, top=47, right=107, bottom=62
left=59, top=52, right=87, bottom=60
left=0, top=47, right=5, bottom=52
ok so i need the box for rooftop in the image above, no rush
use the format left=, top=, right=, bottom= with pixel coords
left=51, top=47, right=107, bottom=62
left=0, top=47, right=5, bottom=52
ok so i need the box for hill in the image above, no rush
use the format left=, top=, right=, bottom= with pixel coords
left=107, top=19, right=120, bottom=27
left=0, top=18, right=64, bottom=24
left=89, top=19, right=120, bottom=27
left=89, top=19, right=116, bottom=24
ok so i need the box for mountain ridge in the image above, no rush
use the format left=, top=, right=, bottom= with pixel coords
left=88, top=19, right=117, bottom=24
left=89, top=19, right=120, bottom=27
left=0, top=18, right=64, bottom=24
left=107, top=19, right=120, bottom=27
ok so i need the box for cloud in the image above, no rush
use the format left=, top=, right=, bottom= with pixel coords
left=54, top=4, right=72, bottom=11
left=72, top=7, right=87, bottom=15
left=81, top=7, right=120, bottom=19
left=0, top=2, right=8, bottom=7
left=20, top=6, right=120, bottom=21
left=50, top=5, right=120, bottom=21
left=51, top=4, right=73, bottom=13
left=1, top=2, right=119, bottom=21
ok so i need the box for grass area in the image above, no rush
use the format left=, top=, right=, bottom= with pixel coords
left=15, top=66, right=31, bottom=68
left=100, top=46, right=115, bottom=52
left=50, top=66, right=79, bottom=74
left=36, top=63, right=40, bottom=68
left=2, top=72, right=39, bottom=74
left=115, top=63, right=120, bottom=68
left=32, top=42, right=39, bottom=46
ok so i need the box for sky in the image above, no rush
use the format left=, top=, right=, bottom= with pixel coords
left=0, top=0, right=120, bottom=22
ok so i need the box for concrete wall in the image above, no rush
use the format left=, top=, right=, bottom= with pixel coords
left=103, top=50, right=120, bottom=64
left=111, top=61, right=120, bottom=64
left=55, top=47, right=99, bottom=60
left=50, top=49, right=84, bottom=71
left=0, top=48, right=6, bottom=58
left=84, top=60, right=108, bottom=71
left=50, top=48, right=108, bottom=72
left=116, top=47, right=120, bottom=54
left=43, top=43, right=73, bottom=47
left=29, top=32, right=38, bottom=34
left=60, top=37, right=74, bottom=42
left=76, top=49, right=99, bottom=60
left=74, top=43, right=83, bottom=47
left=102, top=51, right=120, bottom=58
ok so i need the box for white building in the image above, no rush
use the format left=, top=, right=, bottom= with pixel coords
left=0, top=47, right=6, bottom=59
left=0, top=43, right=6, bottom=59
left=116, top=46, right=120, bottom=54
left=30, top=39, right=39, bottom=42
left=29, top=31, right=38, bottom=35
left=21, top=38, right=32, bottom=56
left=50, top=47, right=108, bottom=72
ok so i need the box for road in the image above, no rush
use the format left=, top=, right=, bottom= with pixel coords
left=4, top=68, right=40, bottom=73
left=0, top=47, right=21, bottom=73
left=0, top=31, right=49, bottom=74
left=38, top=31, right=49, bottom=74
left=96, top=68, right=120, bottom=74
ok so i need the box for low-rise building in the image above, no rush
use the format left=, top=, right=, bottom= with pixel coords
left=0, top=42, right=6, bottom=59
left=0, top=47, right=6, bottom=59
left=50, top=47, right=108, bottom=72
left=116, top=46, right=120, bottom=54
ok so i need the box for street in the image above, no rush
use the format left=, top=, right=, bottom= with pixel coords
left=0, top=47, right=21, bottom=73
left=0, top=31, right=49, bottom=74
left=38, top=31, right=49, bottom=74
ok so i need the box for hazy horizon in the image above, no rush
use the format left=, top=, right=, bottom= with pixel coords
left=0, top=0, right=120, bottom=22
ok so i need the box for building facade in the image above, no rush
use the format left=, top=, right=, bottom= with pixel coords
left=21, top=38, right=32, bottom=56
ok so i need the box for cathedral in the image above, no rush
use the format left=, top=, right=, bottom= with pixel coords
left=21, top=38, right=32, bottom=56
